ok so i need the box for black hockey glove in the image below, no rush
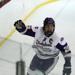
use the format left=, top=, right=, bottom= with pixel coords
left=63, top=57, right=71, bottom=75
left=14, top=20, right=26, bottom=32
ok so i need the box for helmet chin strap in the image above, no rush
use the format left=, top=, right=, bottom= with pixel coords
left=43, top=27, right=55, bottom=37
left=44, top=31, right=53, bottom=37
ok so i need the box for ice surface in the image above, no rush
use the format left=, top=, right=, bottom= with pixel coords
left=0, top=38, right=75, bottom=75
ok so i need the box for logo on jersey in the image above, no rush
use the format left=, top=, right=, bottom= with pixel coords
left=36, top=38, right=53, bottom=47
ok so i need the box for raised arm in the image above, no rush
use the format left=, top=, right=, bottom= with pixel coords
left=14, top=20, right=38, bottom=37
left=56, top=37, right=71, bottom=75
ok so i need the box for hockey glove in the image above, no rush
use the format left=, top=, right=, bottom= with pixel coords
left=63, top=57, right=71, bottom=75
left=14, top=20, right=26, bottom=32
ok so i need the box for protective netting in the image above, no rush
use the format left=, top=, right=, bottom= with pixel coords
left=0, top=37, right=75, bottom=75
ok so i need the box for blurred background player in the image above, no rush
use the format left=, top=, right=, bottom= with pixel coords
left=14, top=17, right=71, bottom=75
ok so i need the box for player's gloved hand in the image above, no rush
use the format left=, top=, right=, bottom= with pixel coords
left=14, top=20, right=26, bottom=32
left=63, top=61, right=71, bottom=75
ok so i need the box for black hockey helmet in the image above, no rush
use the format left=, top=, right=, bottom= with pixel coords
left=43, top=17, right=55, bottom=27
left=43, top=17, right=55, bottom=37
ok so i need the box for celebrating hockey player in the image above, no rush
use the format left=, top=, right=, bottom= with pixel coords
left=14, top=17, right=71, bottom=75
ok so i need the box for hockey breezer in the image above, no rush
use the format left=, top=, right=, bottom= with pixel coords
left=14, top=17, right=71, bottom=75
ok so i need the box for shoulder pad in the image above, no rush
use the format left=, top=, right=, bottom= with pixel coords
left=60, top=37, right=64, bottom=41
left=59, top=37, right=67, bottom=45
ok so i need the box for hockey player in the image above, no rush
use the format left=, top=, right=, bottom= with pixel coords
left=14, top=17, right=71, bottom=75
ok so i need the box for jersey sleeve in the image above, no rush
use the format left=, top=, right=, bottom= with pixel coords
left=56, top=37, right=71, bottom=57
left=56, top=37, right=71, bottom=64
left=17, top=25, right=39, bottom=37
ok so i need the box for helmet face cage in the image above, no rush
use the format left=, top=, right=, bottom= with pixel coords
left=43, top=17, right=55, bottom=27
left=43, top=17, right=55, bottom=37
